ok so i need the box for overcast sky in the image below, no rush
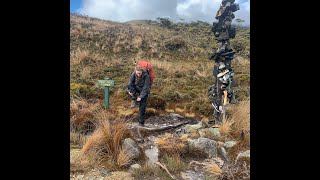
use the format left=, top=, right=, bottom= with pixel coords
left=71, top=0, right=250, bottom=25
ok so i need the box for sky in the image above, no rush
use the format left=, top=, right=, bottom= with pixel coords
left=70, top=0, right=250, bottom=26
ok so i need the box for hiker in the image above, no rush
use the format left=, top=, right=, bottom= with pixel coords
left=127, top=65, right=151, bottom=126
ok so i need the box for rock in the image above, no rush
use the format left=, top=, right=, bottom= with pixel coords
left=147, top=135, right=156, bottom=141
left=181, top=170, right=205, bottom=180
left=184, top=122, right=203, bottom=133
left=212, top=157, right=225, bottom=167
left=98, top=168, right=110, bottom=177
left=145, top=146, right=159, bottom=166
left=218, top=147, right=228, bottom=162
left=122, top=138, right=141, bottom=160
left=188, top=137, right=217, bottom=158
left=130, top=164, right=141, bottom=171
left=236, top=150, right=250, bottom=163
left=224, top=141, right=237, bottom=149
left=209, top=128, right=221, bottom=137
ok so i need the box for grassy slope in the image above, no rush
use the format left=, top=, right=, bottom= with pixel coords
left=70, top=14, right=250, bottom=118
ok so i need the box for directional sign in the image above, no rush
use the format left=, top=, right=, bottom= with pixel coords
left=98, top=79, right=115, bottom=87
left=98, top=78, right=115, bottom=109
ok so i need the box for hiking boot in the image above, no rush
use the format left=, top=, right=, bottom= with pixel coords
left=131, top=100, right=136, bottom=108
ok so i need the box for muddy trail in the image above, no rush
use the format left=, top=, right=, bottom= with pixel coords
left=71, top=112, right=250, bottom=180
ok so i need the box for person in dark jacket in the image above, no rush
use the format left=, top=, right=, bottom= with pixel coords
left=127, top=66, right=150, bottom=126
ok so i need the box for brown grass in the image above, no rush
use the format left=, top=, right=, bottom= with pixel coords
left=229, top=100, right=250, bottom=146
left=154, top=133, right=187, bottom=156
left=81, top=119, right=132, bottom=170
left=70, top=98, right=100, bottom=133
left=219, top=119, right=234, bottom=136
left=117, top=149, right=132, bottom=167
left=70, top=48, right=89, bottom=65
left=175, top=107, right=185, bottom=113
left=184, top=112, right=195, bottom=118
left=225, top=100, right=250, bottom=162
left=80, top=67, right=91, bottom=80
left=70, top=132, right=89, bottom=146
left=190, top=129, right=200, bottom=139
left=207, top=163, right=222, bottom=175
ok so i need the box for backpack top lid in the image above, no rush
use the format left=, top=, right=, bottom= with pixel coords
left=136, top=59, right=154, bottom=85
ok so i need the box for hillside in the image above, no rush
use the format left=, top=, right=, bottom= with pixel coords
left=70, top=14, right=250, bottom=179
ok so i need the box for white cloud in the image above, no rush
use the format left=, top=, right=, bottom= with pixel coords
left=76, top=0, right=249, bottom=25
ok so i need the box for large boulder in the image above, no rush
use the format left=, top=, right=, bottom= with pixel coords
left=218, top=147, right=229, bottom=162
left=224, top=141, right=237, bottom=150
left=188, top=137, right=218, bottom=158
left=184, top=122, right=204, bottom=133
left=129, top=164, right=141, bottom=171
left=122, top=138, right=141, bottom=160
left=144, top=146, right=159, bottom=166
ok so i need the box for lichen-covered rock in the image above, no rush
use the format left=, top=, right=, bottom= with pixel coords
left=188, top=137, right=217, bottom=158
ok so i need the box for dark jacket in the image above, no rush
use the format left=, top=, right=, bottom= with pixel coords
left=128, top=70, right=150, bottom=99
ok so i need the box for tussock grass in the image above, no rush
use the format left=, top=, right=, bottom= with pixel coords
left=81, top=119, right=132, bottom=170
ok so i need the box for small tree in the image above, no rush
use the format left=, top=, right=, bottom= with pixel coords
left=156, top=17, right=173, bottom=28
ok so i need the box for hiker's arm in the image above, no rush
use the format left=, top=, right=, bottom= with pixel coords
left=127, top=72, right=135, bottom=92
left=139, top=75, right=150, bottom=99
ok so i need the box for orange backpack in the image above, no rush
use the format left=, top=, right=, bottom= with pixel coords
left=136, top=60, right=154, bottom=86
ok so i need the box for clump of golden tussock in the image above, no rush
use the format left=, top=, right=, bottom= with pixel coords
left=207, top=163, right=222, bottom=175
left=92, top=107, right=113, bottom=122
left=175, top=107, right=185, bottom=113
left=190, top=130, right=200, bottom=139
left=179, top=134, right=189, bottom=142
left=184, top=112, right=195, bottom=118
left=155, top=133, right=187, bottom=156
left=117, top=149, right=132, bottom=168
left=201, top=117, right=209, bottom=124
left=229, top=100, right=250, bottom=146
left=165, top=108, right=175, bottom=113
left=219, top=119, right=234, bottom=136
left=70, top=98, right=100, bottom=133
left=80, top=67, right=91, bottom=80
left=70, top=132, right=89, bottom=146
left=81, top=119, right=132, bottom=170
